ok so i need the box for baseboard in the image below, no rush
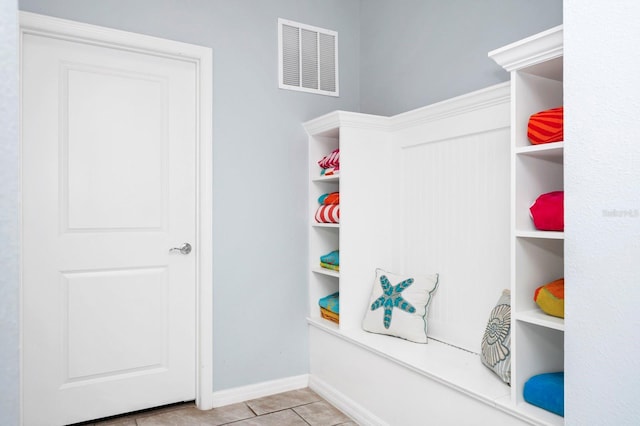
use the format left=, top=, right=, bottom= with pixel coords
left=210, top=374, right=310, bottom=408
left=308, top=375, right=388, bottom=426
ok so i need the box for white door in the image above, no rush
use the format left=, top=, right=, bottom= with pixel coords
left=22, top=28, right=197, bottom=426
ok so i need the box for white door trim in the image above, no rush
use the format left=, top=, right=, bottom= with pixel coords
left=19, top=11, right=214, bottom=413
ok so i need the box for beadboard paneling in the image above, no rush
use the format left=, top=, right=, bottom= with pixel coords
left=395, top=127, right=510, bottom=353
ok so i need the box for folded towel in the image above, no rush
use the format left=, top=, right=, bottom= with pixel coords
left=320, top=250, right=339, bottom=266
left=320, top=262, right=339, bottom=271
left=528, top=107, right=563, bottom=145
left=319, top=292, right=339, bottom=314
left=315, top=204, right=340, bottom=223
left=320, top=167, right=340, bottom=176
left=318, top=149, right=340, bottom=169
left=523, top=372, right=564, bottom=417
left=530, top=191, right=564, bottom=231
left=318, top=192, right=340, bottom=205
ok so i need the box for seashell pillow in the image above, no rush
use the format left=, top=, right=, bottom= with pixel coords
left=480, top=289, right=511, bottom=384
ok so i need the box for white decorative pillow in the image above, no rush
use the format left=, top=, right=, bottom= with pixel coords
left=480, top=289, right=511, bottom=384
left=362, top=268, right=439, bottom=344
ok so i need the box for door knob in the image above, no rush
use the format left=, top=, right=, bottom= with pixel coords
left=169, top=243, right=192, bottom=255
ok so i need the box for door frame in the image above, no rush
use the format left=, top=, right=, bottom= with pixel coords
left=19, top=11, right=214, bottom=413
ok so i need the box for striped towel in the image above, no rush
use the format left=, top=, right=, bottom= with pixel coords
left=318, top=148, right=340, bottom=169
left=527, top=107, right=563, bottom=145
left=315, top=204, right=340, bottom=223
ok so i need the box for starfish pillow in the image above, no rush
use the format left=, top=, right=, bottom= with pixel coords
left=362, top=269, right=439, bottom=344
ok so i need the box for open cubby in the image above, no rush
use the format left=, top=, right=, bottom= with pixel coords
left=514, top=237, right=564, bottom=314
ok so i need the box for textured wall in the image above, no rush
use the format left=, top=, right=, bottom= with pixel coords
left=564, top=0, right=640, bottom=423
left=359, top=0, right=563, bottom=116
left=0, top=1, right=20, bottom=424
left=18, top=0, right=361, bottom=392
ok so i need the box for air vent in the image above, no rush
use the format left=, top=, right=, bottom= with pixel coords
left=278, top=18, right=338, bottom=96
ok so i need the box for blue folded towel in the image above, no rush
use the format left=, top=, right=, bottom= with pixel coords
left=523, top=372, right=564, bottom=417
left=319, top=292, right=339, bottom=314
left=320, top=250, right=339, bottom=266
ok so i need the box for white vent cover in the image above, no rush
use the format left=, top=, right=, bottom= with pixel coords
left=278, top=18, right=338, bottom=96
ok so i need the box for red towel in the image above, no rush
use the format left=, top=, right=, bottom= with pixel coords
left=528, top=107, right=563, bottom=145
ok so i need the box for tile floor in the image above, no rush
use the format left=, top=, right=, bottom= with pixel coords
left=81, top=388, right=356, bottom=426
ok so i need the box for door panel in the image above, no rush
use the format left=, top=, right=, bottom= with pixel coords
left=62, top=267, right=168, bottom=382
left=22, top=31, right=197, bottom=425
left=64, top=65, right=166, bottom=231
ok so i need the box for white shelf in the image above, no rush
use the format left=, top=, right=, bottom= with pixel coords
left=312, top=222, right=340, bottom=229
left=312, top=174, right=339, bottom=183
left=307, top=315, right=339, bottom=331
left=516, top=230, right=564, bottom=240
left=514, top=401, right=564, bottom=426
left=516, top=309, right=565, bottom=331
left=312, top=267, right=339, bottom=278
left=492, top=395, right=564, bottom=426
left=516, top=141, right=563, bottom=160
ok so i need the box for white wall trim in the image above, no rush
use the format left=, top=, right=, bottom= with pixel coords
left=390, top=82, right=510, bottom=131
left=211, top=375, right=310, bottom=408
left=303, top=83, right=510, bottom=142
left=18, top=11, right=214, bottom=412
left=303, top=110, right=391, bottom=137
left=488, top=25, right=563, bottom=72
left=19, top=11, right=211, bottom=62
left=308, top=375, right=388, bottom=426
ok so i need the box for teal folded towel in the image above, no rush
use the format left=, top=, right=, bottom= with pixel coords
left=320, top=250, right=339, bottom=266
left=319, top=292, right=339, bottom=314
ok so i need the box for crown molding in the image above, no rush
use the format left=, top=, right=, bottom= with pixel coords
left=488, top=25, right=563, bottom=72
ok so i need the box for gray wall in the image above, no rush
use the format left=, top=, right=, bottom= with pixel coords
left=359, top=0, right=563, bottom=116
left=17, top=0, right=361, bottom=392
left=0, top=1, right=20, bottom=424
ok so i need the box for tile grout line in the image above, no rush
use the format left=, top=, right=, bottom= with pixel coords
left=219, top=404, right=301, bottom=426
left=244, top=401, right=259, bottom=417
left=290, top=407, right=313, bottom=426
left=213, top=402, right=257, bottom=426
left=292, top=400, right=357, bottom=426
left=222, top=399, right=324, bottom=426
left=92, top=389, right=353, bottom=426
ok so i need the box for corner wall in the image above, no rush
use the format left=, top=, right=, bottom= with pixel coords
left=0, top=1, right=20, bottom=424
left=17, top=0, right=361, bottom=392
left=359, top=0, right=563, bottom=116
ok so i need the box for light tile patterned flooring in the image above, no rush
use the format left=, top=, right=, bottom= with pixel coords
left=84, top=388, right=356, bottom=426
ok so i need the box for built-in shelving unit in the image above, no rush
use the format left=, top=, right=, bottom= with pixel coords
left=307, top=125, right=340, bottom=325
left=490, top=25, right=564, bottom=425
left=304, top=96, right=522, bottom=425
left=305, top=112, right=393, bottom=330
left=303, top=27, right=563, bottom=425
